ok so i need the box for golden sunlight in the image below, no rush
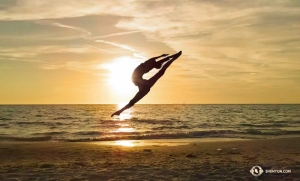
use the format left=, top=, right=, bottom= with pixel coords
left=111, top=127, right=135, bottom=133
left=102, top=57, right=140, bottom=96
left=115, top=140, right=135, bottom=147
left=114, top=102, right=133, bottom=121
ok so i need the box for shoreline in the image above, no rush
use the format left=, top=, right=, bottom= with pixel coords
left=1, top=135, right=299, bottom=144
left=1, top=137, right=299, bottom=180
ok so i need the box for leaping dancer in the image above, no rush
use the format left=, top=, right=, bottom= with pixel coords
left=111, top=51, right=182, bottom=117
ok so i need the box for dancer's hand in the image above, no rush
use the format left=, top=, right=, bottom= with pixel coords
left=111, top=110, right=122, bottom=117
left=161, top=54, right=169, bottom=57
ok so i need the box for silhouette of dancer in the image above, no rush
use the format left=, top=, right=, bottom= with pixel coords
left=111, top=51, right=182, bottom=117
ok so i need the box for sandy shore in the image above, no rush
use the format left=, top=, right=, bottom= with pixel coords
left=0, top=137, right=299, bottom=181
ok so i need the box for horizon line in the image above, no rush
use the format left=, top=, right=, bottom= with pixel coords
left=0, top=103, right=299, bottom=105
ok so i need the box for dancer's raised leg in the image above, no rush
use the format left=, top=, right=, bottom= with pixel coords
left=148, top=51, right=182, bottom=88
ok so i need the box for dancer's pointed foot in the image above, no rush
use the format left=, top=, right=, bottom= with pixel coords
left=177, top=50, right=182, bottom=56
left=172, top=50, right=182, bottom=59
left=155, top=51, right=182, bottom=69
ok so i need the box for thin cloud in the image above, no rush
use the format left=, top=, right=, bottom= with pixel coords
left=35, top=20, right=91, bottom=36
left=51, top=22, right=91, bottom=36
left=84, top=44, right=115, bottom=54
left=1, top=0, right=300, bottom=98
left=133, top=53, right=146, bottom=59
left=95, top=39, right=136, bottom=52
left=90, top=31, right=140, bottom=39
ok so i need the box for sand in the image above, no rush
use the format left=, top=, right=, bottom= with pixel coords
left=0, top=137, right=299, bottom=181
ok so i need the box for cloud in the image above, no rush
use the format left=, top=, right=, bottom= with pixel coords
left=133, top=53, right=146, bottom=60
left=35, top=20, right=91, bottom=37
left=95, top=39, right=136, bottom=52
left=90, top=31, right=140, bottom=39
left=0, top=0, right=135, bottom=20
left=1, top=0, right=300, bottom=90
left=84, top=44, right=115, bottom=54
left=0, top=45, right=117, bottom=74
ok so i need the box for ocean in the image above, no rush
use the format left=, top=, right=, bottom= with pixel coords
left=0, top=104, right=299, bottom=142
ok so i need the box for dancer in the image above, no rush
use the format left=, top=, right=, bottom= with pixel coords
left=111, top=51, right=182, bottom=117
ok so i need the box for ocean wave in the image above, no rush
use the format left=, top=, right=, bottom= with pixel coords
left=0, top=123, right=9, bottom=127
left=31, top=131, right=68, bottom=136
left=0, top=136, right=52, bottom=142
left=15, top=121, right=38, bottom=125
left=15, top=121, right=70, bottom=126
left=54, top=129, right=300, bottom=142
left=245, top=129, right=300, bottom=135
left=1, top=129, right=299, bottom=142
left=0, top=117, right=12, bottom=121
left=63, top=130, right=242, bottom=142
left=131, top=118, right=176, bottom=125
left=72, top=131, right=140, bottom=136
left=240, top=123, right=289, bottom=127
left=152, top=125, right=190, bottom=130
left=73, top=131, right=105, bottom=136
left=53, top=116, right=78, bottom=120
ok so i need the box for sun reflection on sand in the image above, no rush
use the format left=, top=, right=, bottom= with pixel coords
left=114, top=140, right=135, bottom=147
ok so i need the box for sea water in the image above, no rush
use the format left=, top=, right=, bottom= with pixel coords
left=0, top=104, right=299, bottom=142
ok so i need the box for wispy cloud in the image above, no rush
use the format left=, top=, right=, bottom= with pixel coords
left=95, top=39, right=136, bottom=52
left=1, top=0, right=300, bottom=103
left=133, top=53, right=146, bottom=60
left=90, top=31, right=139, bottom=39
left=35, top=20, right=91, bottom=37
left=0, top=45, right=117, bottom=72
left=83, top=44, right=115, bottom=54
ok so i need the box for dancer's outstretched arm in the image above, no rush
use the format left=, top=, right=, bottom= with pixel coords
left=111, top=88, right=150, bottom=117
left=154, top=51, right=182, bottom=69
left=150, top=54, right=169, bottom=60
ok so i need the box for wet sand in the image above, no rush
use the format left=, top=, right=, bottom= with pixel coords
left=0, top=137, right=299, bottom=181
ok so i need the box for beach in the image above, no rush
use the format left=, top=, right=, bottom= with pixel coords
left=0, top=137, right=299, bottom=181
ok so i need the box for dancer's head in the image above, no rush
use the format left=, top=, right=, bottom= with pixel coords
left=144, top=59, right=159, bottom=69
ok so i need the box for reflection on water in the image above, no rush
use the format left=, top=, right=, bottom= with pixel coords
left=113, top=103, right=133, bottom=121
left=111, top=127, right=135, bottom=132
left=115, top=140, right=135, bottom=147
left=119, top=111, right=132, bottom=121
left=115, top=123, right=130, bottom=127
left=111, top=103, right=134, bottom=133
left=95, top=139, right=191, bottom=147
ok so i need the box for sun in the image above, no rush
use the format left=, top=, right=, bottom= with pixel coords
left=102, top=56, right=140, bottom=95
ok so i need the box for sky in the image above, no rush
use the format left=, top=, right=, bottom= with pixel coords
left=0, top=0, right=299, bottom=104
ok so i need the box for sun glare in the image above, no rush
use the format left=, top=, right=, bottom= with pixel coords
left=111, top=102, right=133, bottom=121
left=102, top=57, right=140, bottom=96
left=112, top=127, right=135, bottom=132
left=115, top=140, right=135, bottom=147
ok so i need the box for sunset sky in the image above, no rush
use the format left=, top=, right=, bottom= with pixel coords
left=0, top=0, right=299, bottom=104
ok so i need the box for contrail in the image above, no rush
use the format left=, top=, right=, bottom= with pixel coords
left=35, top=20, right=91, bottom=36
left=133, top=53, right=146, bottom=59
left=52, top=22, right=91, bottom=36
left=96, top=40, right=135, bottom=52
left=90, top=31, right=139, bottom=39
left=84, top=44, right=115, bottom=54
